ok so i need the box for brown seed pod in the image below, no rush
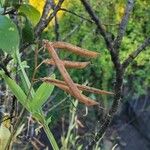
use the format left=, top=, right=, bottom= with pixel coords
left=52, top=83, right=99, bottom=106
left=50, top=41, right=100, bottom=58
left=44, top=41, right=98, bottom=106
left=41, top=78, right=114, bottom=95
left=44, top=59, right=90, bottom=69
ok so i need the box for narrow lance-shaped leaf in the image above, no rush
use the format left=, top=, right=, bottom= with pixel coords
left=29, top=74, right=55, bottom=111
left=46, top=116, right=52, bottom=126
left=1, top=73, right=29, bottom=110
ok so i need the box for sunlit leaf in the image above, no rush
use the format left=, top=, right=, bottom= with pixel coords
left=1, top=73, right=29, bottom=110
left=0, top=125, right=11, bottom=150
left=22, top=17, right=34, bottom=43
left=29, top=74, right=55, bottom=111
left=0, top=15, right=19, bottom=55
left=46, top=116, right=52, bottom=125
left=19, top=4, right=40, bottom=26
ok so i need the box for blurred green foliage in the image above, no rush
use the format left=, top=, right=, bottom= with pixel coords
left=1, top=0, right=149, bottom=116
left=41, top=0, right=150, bottom=102
left=0, top=0, right=150, bottom=148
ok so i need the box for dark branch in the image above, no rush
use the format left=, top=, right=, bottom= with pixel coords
left=34, top=0, right=65, bottom=37
left=41, top=0, right=52, bottom=20
left=85, top=64, right=123, bottom=149
left=50, top=0, right=60, bottom=41
left=114, top=0, right=134, bottom=50
left=80, top=1, right=124, bottom=149
left=34, top=0, right=52, bottom=37
left=54, top=15, right=60, bottom=41
left=122, top=37, right=150, bottom=69
left=80, top=0, right=121, bottom=71
left=80, top=0, right=114, bottom=52
left=46, top=0, right=65, bottom=22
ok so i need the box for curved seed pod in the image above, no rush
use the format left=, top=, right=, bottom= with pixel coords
left=50, top=41, right=100, bottom=58
left=44, top=59, right=90, bottom=69
left=52, top=83, right=99, bottom=106
left=44, top=41, right=98, bottom=106
left=41, top=78, right=114, bottom=95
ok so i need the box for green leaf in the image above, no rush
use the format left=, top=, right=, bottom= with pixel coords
left=22, top=16, right=35, bottom=44
left=19, top=4, right=40, bottom=26
left=29, top=74, right=55, bottom=111
left=46, top=116, right=52, bottom=125
left=0, top=15, right=19, bottom=55
left=2, top=0, right=19, bottom=7
left=0, top=124, right=11, bottom=150
left=0, top=8, right=4, bottom=14
left=1, top=73, right=29, bottom=111
left=0, top=0, right=4, bottom=6
left=32, top=112, right=43, bottom=122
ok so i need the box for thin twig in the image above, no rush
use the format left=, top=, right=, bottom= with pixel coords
left=47, top=0, right=65, bottom=23
left=5, top=108, right=26, bottom=150
left=114, top=0, right=134, bottom=50
left=60, top=8, right=93, bottom=23
left=122, top=37, right=150, bottom=69
left=60, top=8, right=119, bottom=26
left=62, top=24, right=80, bottom=41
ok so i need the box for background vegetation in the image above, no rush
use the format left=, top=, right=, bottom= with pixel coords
left=0, top=0, right=150, bottom=149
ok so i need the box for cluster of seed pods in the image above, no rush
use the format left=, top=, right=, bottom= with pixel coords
left=42, top=40, right=114, bottom=106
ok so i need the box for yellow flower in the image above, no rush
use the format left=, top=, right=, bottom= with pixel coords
left=29, top=0, right=45, bottom=15
left=29, top=0, right=70, bottom=28
left=116, top=3, right=125, bottom=22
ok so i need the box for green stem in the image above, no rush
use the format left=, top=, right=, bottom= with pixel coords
left=42, top=119, right=59, bottom=150
left=15, top=50, right=35, bottom=97
left=65, top=100, right=78, bottom=147
left=14, top=50, right=59, bottom=149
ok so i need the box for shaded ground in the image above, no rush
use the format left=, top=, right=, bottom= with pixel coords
left=105, top=94, right=150, bottom=150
